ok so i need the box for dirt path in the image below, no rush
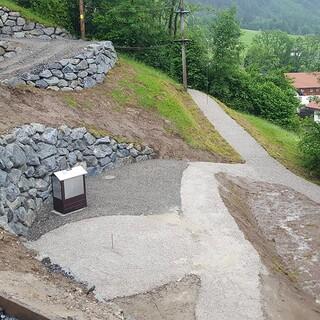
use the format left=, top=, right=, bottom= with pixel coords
left=0, top=37, right=88, bottom=80
left=217, top=173, right=320, bottom=319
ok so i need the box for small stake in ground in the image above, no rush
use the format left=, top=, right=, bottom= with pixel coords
left=111, top=233, right=114, bottom=250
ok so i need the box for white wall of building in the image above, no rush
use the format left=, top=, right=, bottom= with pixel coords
left=314, top=111, right=320, bottom=123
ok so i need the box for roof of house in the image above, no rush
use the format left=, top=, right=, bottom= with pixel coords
left=285, top=72, right=320, bottom=89
left=307, top=101, right=320, bottom=110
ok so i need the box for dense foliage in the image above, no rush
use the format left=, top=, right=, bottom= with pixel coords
left=191, top=0, right=320, bottom=35
left=245, top=31, right=320, bottom=73
left=300, top=121, right=320, bottom=177
left=10, top=0, right=317, bottom=172
left=207, top=9, right=299, bottom=128
left=12, top=0, right=208, bottom=90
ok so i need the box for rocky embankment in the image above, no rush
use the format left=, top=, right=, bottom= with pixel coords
left=0, top=124, right=155, bottom=236
left=0, top=6, right=71, bottom=39
left=0, top=40, right=18, bottom=61
left=6, top=41, right=117, bottom=91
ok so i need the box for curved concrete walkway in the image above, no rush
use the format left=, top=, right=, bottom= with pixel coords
left=189, top=89, right=320, bottom=203
left=28, top=161, right=266, bottom=320
left=27, top=90, right=320, bottom=320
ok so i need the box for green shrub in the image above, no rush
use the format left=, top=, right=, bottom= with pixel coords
left=300, top=121, right=320, bottom=177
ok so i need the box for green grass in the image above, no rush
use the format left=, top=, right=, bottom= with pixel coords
left=218, top=102, right=319, bottom=184
left=241, top=28, right=301, bottom=48
left=241, top=29, right=261, bottom=47
left=111, top=57, right=242, bottom=162
left=0, top=0, right=57, bottom=26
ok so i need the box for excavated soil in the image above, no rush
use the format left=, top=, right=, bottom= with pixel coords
left=0, top=229, right=124, bottom=320
left=217, top=173, right=320, bottom=320
left=111, top=274, right=201, bottom=320
left=0, top=61, right=227, bottom=162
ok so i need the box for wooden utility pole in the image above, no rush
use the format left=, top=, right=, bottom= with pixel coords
left=79, top=0, right=86, bottom=40
left=176, top=0, right=189, bottom=91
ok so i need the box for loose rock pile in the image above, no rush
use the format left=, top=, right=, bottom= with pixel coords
left=6, top=41, right=117, bottom=91
left=0, top=7, right=71, bottom=39
left=0, top=40, right=18, bottom=61
left=0, top=124, right=155, bottom=236
left=0, top=308, right=19, bottom=320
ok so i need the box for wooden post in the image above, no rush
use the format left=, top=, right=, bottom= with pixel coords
left=79, top=0, right=86, bottom=40
left=179, top=0, right=188, bottom=91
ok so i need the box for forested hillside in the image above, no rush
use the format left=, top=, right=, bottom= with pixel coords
left=191, top=0, right=320, bottom=35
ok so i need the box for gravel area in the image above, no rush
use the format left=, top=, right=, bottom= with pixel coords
left=0, top=37, right=89, bottom=80
left=28, top=160, right=187, bottom=240
left=189, top=89, right=320, bottom=204
left=28, top=162, right=266, bottom=320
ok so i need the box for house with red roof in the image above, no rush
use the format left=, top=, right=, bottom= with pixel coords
left=285, top=72, right=320, bottom=123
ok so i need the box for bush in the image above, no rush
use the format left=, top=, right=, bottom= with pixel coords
left=14, top=0, right=78, bottom=32
left=300, top=121, right=320, bottom=177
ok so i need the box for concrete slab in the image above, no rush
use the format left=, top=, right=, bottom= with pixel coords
left=28, top=161, right=266, bottom=320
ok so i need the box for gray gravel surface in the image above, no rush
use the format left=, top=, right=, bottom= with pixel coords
left=189, top=89, right=320, bottom=203
left=0, top=37, right=89, bottom=80
left=28, top=162, right=265, bottom=320
left=28, top=160, right=187, bottom=240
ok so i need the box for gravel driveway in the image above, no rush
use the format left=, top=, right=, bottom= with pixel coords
left=28, top=160, right=187, bottom=240
left=28, top=161, right=265, bottom=320
left=0, top=37, right=88, bottom=80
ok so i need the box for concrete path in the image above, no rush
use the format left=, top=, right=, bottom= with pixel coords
left=189, top=89, right=320, bottom=203
left=27, top=90, right=320, bottom=319
left=28, top=161, right=266, bottom=320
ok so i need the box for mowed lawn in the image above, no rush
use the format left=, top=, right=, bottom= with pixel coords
left=220, top=104, right=320, bottom=184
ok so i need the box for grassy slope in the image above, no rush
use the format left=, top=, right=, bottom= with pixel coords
left=0, top=0, right=56, bottom=26
left=241, top=28, right=301, bottom=48
left=218, top=102, right=319, bottom=184
left=241, top=29, right=261, bottom=47
left=110, top=57, right=241, bottom=162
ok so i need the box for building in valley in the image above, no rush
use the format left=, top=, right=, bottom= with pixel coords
left=286, top=72, right=320, bottom=123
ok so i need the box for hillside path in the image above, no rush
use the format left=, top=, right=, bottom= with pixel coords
left=189, top=89, right=320, bottom=203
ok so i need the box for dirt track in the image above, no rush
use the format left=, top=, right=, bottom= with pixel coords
left=0, top=37, right=88, bottom=80
left=217, top=173, right=320, bottom=319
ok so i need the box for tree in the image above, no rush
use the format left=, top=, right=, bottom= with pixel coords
left=207, top=7, right=242, bottom=100
left=300, top=121, right=320, bottom=177
left=245, top=31, right=294, bottom=73
left=291, top=36, right=320, bottom=72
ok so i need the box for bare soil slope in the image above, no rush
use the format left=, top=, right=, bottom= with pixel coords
left=217, top=173, right=320, bottom=319
left=0, top=58, right=240, bottom=162
left=0, top=229, right=123, bottom=320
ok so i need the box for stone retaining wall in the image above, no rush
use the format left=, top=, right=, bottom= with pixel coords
left=0, top=6, right=71, bottom=39
left=6, top=41, right=117, bottom=91
left=0, top=124, right=155, bottom=236
left=0, top=40, right=18, bottom=61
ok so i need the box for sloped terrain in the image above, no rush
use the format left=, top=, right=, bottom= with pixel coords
left=192, top=0, right=320, bottom=34
left=0, top=57, right=241, bottom=163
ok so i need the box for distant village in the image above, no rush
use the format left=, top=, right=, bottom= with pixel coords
left=286, top=72, right=320, bottom=123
